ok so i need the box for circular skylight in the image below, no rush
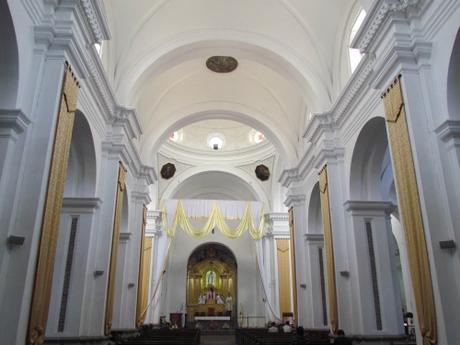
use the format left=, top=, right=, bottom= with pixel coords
left=207, top=133, right=225, bottom=150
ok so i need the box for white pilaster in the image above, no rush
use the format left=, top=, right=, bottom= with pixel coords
left=344, top=201, right=404, bottom=336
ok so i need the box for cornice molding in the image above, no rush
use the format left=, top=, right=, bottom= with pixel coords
left=344, top=200, right=396, bottom=215
left=351, top=0, right=421, bottom=53
left=80, top=0, right=111, bottom=43
left=435, top=120, right=460, bottom=143
left=264, top=212, right=289, bottom=222
left=0, top=109, right=31, bottom=136
left=284, top=193, right=307, bottom=208
left=112, top=106, right=142, bottom=140
left=61, top=197, right=102, bottom=213
left=131, top=190, right=151, bottom=205
left=304, top=233, right=324, bottom=243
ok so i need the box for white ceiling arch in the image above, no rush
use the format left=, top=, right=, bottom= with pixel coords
left=162, top=165, right=270, bottom=207
left=141, top=102, right=298, bottom=167
left=117, top=33, right=330, bottom=111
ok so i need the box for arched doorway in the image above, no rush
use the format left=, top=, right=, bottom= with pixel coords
left=186, top=243, right=237, bottom=329
left=347, top=117, right=407, bottom=335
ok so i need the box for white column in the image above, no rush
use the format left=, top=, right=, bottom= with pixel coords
left=145, top=211, right=163, bottom=324
left=344, top=201, right=404, bottom=336
left=303, top=234, right=328, bottom=328
left=45, top=197, right=101, bottom=338
left=284, top=191, right=308, bottom=326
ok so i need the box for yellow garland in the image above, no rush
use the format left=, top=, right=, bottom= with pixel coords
left=161, top=200, right=265, bottom=240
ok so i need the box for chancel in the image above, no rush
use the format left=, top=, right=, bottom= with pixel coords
left=0, top=1, right=459, bottom=345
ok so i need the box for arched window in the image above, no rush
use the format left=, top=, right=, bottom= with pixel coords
left=94, top=42, right=103, bottom=57
left=349, top=9, right=367, bottom=73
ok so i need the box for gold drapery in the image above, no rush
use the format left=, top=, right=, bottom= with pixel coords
left=27, top=63, right=79, bottom=345
left=105, top=163, right=126, bottom=335
left=276, top=239, right=292, bottom=316
left=136, top=206, right=151, bottom=326
left=288, top=208, right=298, bottom=323
left=161, top=200, right=265, bottom=239
left=382, top=76, right=437, bottom=345
left=319, top=166, right=338, bottom=333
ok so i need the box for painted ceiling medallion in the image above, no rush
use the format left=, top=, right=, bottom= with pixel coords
left=255, top=164, right=270, bottom=181
left=206, top=56, right=238, bottom=73
left=160, top=163, right=176, bottom=179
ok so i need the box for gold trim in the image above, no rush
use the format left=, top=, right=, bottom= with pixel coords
left=104, top=163, right=126, bottom=335
left=288, top=208, right=298, bottom=323
left=383, top=75, right=437, bottom=345
left=27, top=63, right=79, bottom=345
left=276, top=239, right=292, bottom=316
left=319, top=166, right=339, bottom=333
left=136, top=206, right=150, bottom=326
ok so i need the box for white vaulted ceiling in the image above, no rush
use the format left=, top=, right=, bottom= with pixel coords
left=102, top=0, right=370, bottom=169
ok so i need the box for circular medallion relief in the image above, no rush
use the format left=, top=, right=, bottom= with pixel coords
left=206, top=56, right=238, bottom=73
left=160, top=163, right=176, bottom=179
left=255, top=164, right=270, bottom=181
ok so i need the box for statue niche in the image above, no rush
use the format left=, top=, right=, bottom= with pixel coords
left=186, top=243, right=237, bottom=327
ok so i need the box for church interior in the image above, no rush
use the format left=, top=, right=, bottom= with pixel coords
left=0, top=0, right=459, bottom=344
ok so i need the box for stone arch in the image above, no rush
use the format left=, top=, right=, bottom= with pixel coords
left=0, top=0, right=19, bottom=108
left=349, top=116, right=388, bottom=200
left=447, top=28, right=460, bottom=120
left=161, top=166, right=270, bottom=207
left=64, top=111, right=97, bottom=197
left=143, top=104, right=296, bottom=167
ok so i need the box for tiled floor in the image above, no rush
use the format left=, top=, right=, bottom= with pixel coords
left=200, top=334, right=236, bottom=345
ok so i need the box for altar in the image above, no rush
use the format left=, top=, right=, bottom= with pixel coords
left=186, top=244, right=237, bottom=328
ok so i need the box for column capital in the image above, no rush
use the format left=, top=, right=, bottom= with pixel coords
left=344, top=200, right=396, bottom=216
left=61, top=197, right=102, bottom=214
left=304, top=233, right=324, bottom=243
left=284, top=193, right=307, bottom=208
left=0, top=109, right=30, bottom=138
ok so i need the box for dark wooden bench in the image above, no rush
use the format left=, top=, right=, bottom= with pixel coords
left=119, top=328, right=200, bottom=345
left=236, top=328, right=330, bottom=345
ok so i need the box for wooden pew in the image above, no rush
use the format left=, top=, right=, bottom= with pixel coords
left=119, top=328, right=200, bottom=345
left=236, top=328, right=330, bottom=345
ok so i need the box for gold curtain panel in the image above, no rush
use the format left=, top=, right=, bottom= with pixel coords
left=161, top=200, right=265, bottom=239
left=277, top=239, right=293, bottom=316
left=27, top=63, right=79, bottom=345
left=288, top=208, right=298, bottom=323
left=319, top=166, right=338, bottom=333
left=136, top=206, right=151, bottom=326
left=382, top=76, right=437, bottom=345
left=105, top=163, right=126, bottom=335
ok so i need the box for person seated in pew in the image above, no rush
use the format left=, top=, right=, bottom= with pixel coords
left=268, top=322, right=279, bottom=333
left=283, top=321, right=292, bottom=333
left=290, top=326, right=309, bottom=345
left=334, top=329, right=352, bottom=345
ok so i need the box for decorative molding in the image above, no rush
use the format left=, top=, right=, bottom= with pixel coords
left=80, top=0, right=111, bottom=44
left=0, top=109, right=31, bottom=136
left=435, top=120, right=460, bottom=143
left=304, top=233, right=324, bottom=243
left=119, top=232, right=132, bottom=242
left=284, top=193, right=307, bottom=208
left=112, top=106, right=142, bottom=140
left=351, top=0, right=421, bottom=53
left=265, top=213, right=289, bottom=222
left=344, top=200, right=396, bottom=216
left=61, top=197, right=102, bottom=212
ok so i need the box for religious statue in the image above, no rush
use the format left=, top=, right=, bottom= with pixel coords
left=198, top=294, right=206, bottom=304
left=206, top=270, right=217, bottom=286
left=225, top=295, right=233, bottom=311
left=216, top=294, right=224, bottom=304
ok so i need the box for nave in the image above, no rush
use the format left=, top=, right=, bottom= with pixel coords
left=0, top=0, right=459, bottom=345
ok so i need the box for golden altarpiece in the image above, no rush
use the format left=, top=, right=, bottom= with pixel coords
left=186, top=244, right=237, bottom=326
